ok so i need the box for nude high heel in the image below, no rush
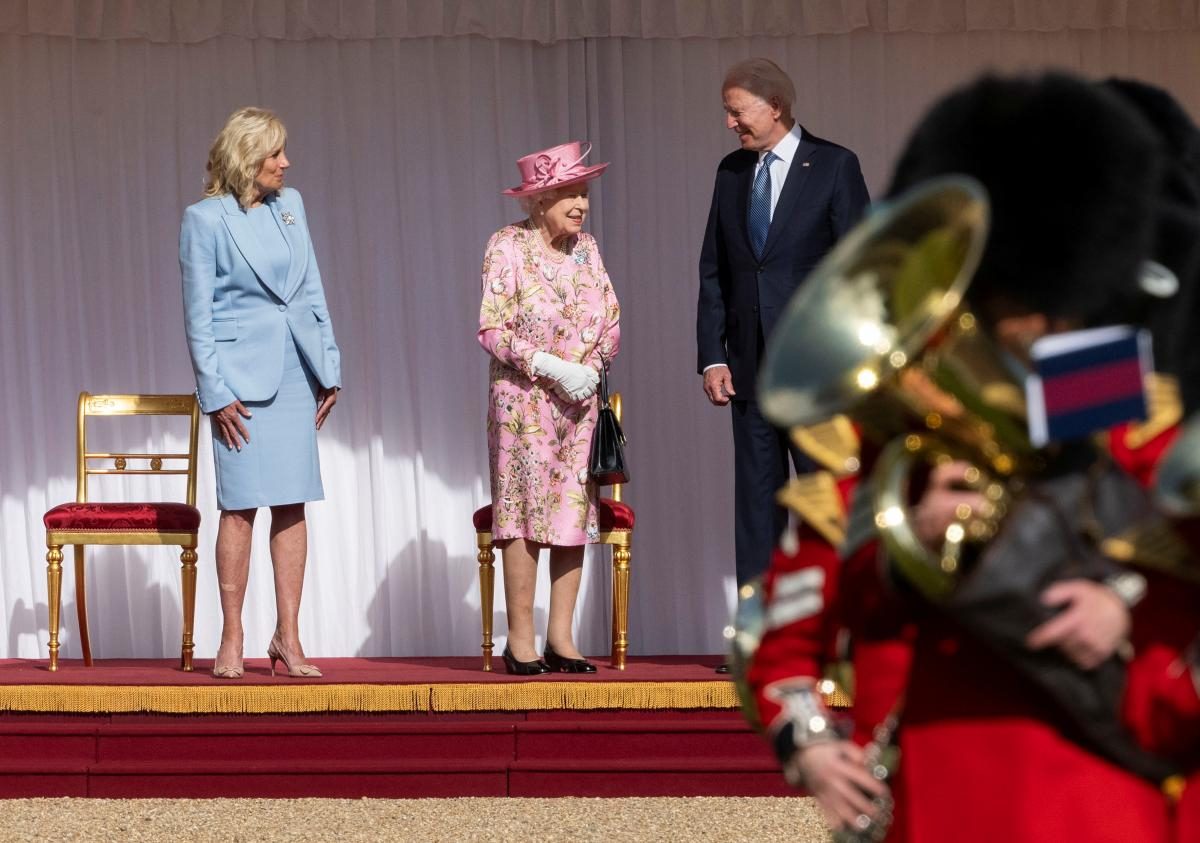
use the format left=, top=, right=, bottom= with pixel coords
left=267, top=635, right=322, bottom=678
left=211, top=644, right=244, bottom=679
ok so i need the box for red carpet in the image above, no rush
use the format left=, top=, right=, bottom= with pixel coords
left=0, top=655, right=726, bottom=685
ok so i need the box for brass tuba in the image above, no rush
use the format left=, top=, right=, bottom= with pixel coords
left=759, top=176, right=1036, bottom=600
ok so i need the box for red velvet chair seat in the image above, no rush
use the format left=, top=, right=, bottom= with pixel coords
left=599, top=499, right=635, bottom=531
left=44, top=502, right=201, bottom=533
left=473, top=498, right=634, bottom=533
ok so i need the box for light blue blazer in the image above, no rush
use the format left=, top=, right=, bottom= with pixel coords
left=180, top=188, right=341, bottom=413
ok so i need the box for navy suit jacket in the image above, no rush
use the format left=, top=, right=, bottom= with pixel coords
left=696, top=128, right=870, bottom=398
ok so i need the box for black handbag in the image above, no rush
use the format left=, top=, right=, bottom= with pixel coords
left=588, top=365, right=629, bottom=485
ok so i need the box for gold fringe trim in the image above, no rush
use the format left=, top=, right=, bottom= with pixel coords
left=0, top=684, right=430, bottom=715
left=429, top=682, right=739, bottom=712
left=0, top=681, right=740, bottom=715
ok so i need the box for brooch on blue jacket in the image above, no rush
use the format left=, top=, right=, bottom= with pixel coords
left=281, top=211, right=296, bottom=226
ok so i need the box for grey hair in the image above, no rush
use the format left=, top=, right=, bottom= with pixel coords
left=517, top=194, right=541, bottom=216
left=515, top=185, right=577, bottom=218
left=722, top=58, right=796, bottom=112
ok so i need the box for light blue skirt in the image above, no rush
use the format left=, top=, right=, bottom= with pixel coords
left=212, top=331, right=324, bottom=510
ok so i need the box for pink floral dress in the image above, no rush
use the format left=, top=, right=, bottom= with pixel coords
left=478, top=222, right=621, bottom=546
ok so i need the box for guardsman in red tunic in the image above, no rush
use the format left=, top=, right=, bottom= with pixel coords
left=740, top=418, right=916, bottom=837
left=742, top=71, right=1200, bottom=841
left=874, top=72, right=1200, bottom=843
left=1109, top=406, right=1200, bottom=842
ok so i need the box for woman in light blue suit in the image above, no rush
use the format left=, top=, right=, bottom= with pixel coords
left=180, top=107, right=341, bottom=679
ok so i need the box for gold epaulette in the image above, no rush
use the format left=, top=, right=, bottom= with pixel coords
left=777, top=470, right=846, bottom=547
left=1101, top=520, right=1200, bottom=585
left=1125, top=372, right=1183, bottom=449
left=790, top=415, right=861, bottom=475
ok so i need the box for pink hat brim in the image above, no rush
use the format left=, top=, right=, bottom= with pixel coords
left=502, top=162, right=609, bottom=197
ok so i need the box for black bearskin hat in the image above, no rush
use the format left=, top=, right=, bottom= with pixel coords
left=887, top=72, right=1164, bottom=328
left=1102, top=78, right=1200, bottom=412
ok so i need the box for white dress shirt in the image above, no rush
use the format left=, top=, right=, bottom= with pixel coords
left=756, top=122, right=803, bottom=221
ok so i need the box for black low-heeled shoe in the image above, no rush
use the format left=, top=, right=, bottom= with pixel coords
left=543, top=643, right=597, bottom=674
left=503, top=645, right=551, bottom=676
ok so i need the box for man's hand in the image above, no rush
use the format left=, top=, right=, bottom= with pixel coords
left=702, top=365, right=736, bottom=406
left=1026, top=579, right=1131, bottom=670
left=911, top=460, right=989, bottom=547
left=315, top=387, right=340, bottom=430
left=783, top=741, right=890, bottom=833
left=212, top=400, right=252, bottom=450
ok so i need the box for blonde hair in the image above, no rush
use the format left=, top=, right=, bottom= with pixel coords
left=723, top=58, right=796, bottom=115
left=203, top=107, right=288, bottom=208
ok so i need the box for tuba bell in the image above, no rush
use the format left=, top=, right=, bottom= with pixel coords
left=759, top=175, right=1037, bottom=600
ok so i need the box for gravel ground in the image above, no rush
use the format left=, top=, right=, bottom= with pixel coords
left=0, top=796, right=830, bottom=842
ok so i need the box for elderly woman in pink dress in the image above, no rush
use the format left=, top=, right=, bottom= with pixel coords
left=478, top=141, right=621, bottom=675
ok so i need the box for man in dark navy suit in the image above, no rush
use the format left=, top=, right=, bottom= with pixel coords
left=696, top=58, right=870, bottom=620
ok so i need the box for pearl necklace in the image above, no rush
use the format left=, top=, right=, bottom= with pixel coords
left=527, top=219, right=573, bottom=263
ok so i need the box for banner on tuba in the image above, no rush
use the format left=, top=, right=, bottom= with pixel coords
left=1025, top=325, right=1152, bottom=447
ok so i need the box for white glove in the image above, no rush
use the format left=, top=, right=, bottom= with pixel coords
left=531, top=351, right=599, bottom=402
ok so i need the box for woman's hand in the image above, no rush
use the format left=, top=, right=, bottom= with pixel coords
left=784, top=741, right=890, bottom=833
left=315, top=387, right=339, bottom=430
left=531, top=352, right=599, bottom=402
left=212, top=400, right=252, bottom=450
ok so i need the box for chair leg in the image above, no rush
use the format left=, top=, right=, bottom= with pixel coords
left=46, top=544, right=64, bottom=671
left=477, top=533, right=496, bottom=671
left=611, top=535, right=632, bottom=670
left=180, top=546, right=198, bottom=672
left=72, top=545, right=93, bottom=667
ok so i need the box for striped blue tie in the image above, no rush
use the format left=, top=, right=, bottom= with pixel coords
left=748, top=150, right=776, bottom=258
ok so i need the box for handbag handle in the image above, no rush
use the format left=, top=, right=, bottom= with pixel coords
left=597, top=361, right=611, bottom=409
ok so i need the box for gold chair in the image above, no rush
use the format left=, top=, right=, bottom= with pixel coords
left=43, top=393, right=202, bottom=671
left=474, top=393, right=635, bottom=670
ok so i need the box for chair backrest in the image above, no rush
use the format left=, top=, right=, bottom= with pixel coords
left=610, top=391, right=625, bottom=503
left=75, top=393, right=201, bottom=506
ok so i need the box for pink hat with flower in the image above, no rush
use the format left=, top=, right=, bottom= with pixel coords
left=502, top=141, right=609, bottom=196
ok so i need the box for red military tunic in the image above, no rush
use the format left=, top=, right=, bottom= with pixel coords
left=1111, top=418, right=1200, bottom=842
left=747, top=410, right=1200, bottom=841
left=893, top=417, right=1199, bottom=842
left=743, top=423, right=917, bottom=840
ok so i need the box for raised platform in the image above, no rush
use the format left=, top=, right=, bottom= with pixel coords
left=0, top=656, right=794, bottom=798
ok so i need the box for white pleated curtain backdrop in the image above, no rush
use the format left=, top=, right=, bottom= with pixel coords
left=1, top=7, right=1199, bottom=661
